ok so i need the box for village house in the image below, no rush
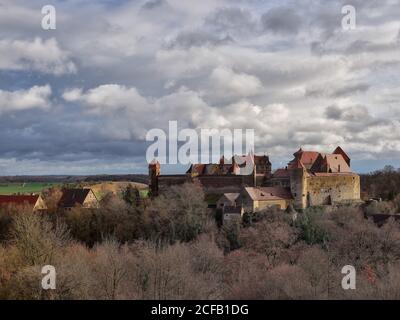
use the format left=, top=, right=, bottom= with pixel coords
left=239, top=186, right=293, bottom=212
left=58, top=188, right=99, bottom=211
left=0, top=194, right=47, bottom=213
left=216, top=193, right=243, bottom=223
left=216, top=192, right=240, bottom=209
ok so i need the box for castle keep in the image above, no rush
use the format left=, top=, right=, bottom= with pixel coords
left=271, top=147, right=360, bottom=209
left=149, top=146, right=361, bottom=210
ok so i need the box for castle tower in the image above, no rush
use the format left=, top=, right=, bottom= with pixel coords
left=149, top=160, right=160, bottom=196
left=254, top=154, right=272, bottom=180
left=289, top=158, right=308, bottom=209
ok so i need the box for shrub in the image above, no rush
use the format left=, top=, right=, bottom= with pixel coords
left=295, top=207, right=329, bottom=246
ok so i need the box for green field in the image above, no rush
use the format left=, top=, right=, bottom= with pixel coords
left=0, top=182, right=61, bottom=195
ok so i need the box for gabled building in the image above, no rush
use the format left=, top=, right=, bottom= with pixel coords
left=240, top=186, right=293, bottom=212
left=216, top=193, right=243, bottom=223
left=216, top=193, right=240, bottom=209
left=150, top=153, right=271, bottom=196
left=274, top=147, right=360, bottom=209
left=0, top=194, right=47, bottom=213
left=58, top=188, right=99, bottom=210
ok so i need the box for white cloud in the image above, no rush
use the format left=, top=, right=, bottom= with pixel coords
left=0, top=38, right=76, bottom=75
left=0, top=85, right=52, bottom=113
left=2, top=0, right=400, bottom=172
left=62, top=84, right=221, bottom=137
left=207, top=66, right=263, bottom=99
left=63, top=84, right=148, bottom=114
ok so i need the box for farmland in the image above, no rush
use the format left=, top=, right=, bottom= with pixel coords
left=0, top=181, right=149, bottom=199
left=89, top=182, right=149, bottom=199
left=0, top=182, right=61, bottom=195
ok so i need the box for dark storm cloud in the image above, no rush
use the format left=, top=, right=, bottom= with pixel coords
left=0, top=107, right=147, bottom=163
left=312, top=37, right=400, bottom=57
left=261, top=7, right=302, bottom=34
left=325, top=104, right=374, bottom=122
left=142, top=0, right=166, bottom=10
left=306, top=83, right=370, bottom=98
left=324, top=105, right=389, bottom=131
left=205, top=7, right=256, bottom=35
left=168, top=31, right=234, bottom=49
left=332, top=83, right=370, bottom=97
left=1, top=0, right=400, bottom=174
left=325, top=105, right=343, bottom=120
left=345, top=39, right=400, bottom=55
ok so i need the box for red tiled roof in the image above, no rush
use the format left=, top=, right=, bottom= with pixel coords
left=273, top=168, right=291, bottom=178
left=188, top=152, right=261, bottom=176
left=289, top=147, right=353, bottom=172
left=310, top=153, right=352, bottom=173
left=293, top=148, right=303, bottom=157
left=245, top=187, right=293, bottom=201
left=289, top=157, right=306, bottom=169
left=297, top=151, right=320, bottom=167
left=0, top=195, right=39, bottom=206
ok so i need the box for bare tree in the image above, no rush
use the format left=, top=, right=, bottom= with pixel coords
left=90, top=239, right=130, bottom=300
left=10, top=213, right=70, bottom=266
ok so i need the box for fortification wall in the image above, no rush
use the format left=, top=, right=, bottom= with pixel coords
left=158, top=174, right=254, bottom=194
left=195, top=175, right=249, bottom=194
left=158, top=175, right=189, bottom=187
left=306, top=174, right=360, bottom=206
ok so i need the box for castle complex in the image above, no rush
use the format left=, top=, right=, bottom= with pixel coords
left=149, top=146, right=361, bottom=210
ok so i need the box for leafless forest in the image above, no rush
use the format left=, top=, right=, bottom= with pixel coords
left=1, top=168, right=400, bottom=300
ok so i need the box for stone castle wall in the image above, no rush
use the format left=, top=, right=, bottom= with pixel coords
left=195, top=175, right=253, bottom=194
left=158, top=174, right=254, bottom=195
left=306, top=174, right=360, bottom=206
left=290, top=171, right=361, bottom=209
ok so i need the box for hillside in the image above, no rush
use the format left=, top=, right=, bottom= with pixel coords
left=0, top=174, right=148, bottom=184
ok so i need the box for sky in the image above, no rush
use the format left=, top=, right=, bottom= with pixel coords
left=0, top=0, right=399, bottom=175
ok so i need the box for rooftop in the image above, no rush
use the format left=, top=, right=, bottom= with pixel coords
left=0, top=194, right=39, bottom=206
left=58, top=188, right=94, bottom=208
left=245, top=187, right=293, bottom=201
